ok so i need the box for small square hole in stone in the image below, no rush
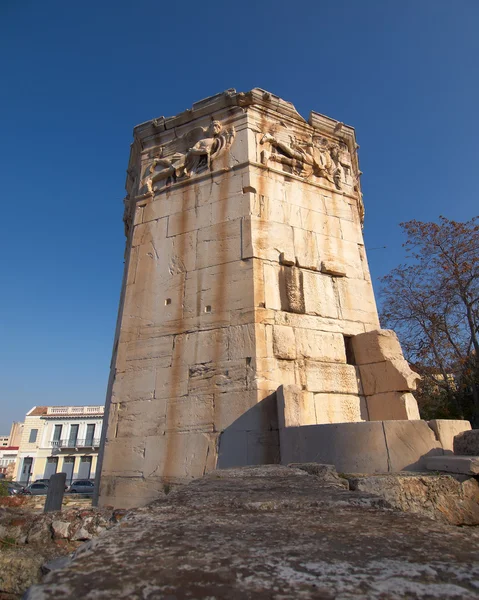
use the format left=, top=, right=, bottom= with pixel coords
left=205, top=305, right=212, bottom=313
left=165, top=298, right=172, bottom=306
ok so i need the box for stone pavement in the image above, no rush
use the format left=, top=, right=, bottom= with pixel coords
left=25, top=465, right=479, bottom=599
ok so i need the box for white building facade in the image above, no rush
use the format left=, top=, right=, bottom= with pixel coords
left=14, top=406, right=104, bottom=485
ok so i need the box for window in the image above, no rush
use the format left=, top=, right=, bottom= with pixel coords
left=78, top=456, right=92, bottom=479
left=53, top=425, right=62, bottom=443
left=85, top=424, right=95, bottom=446
left=68, top=424, right=79, bottom=446
left=28, top=429, right=38, bottom=443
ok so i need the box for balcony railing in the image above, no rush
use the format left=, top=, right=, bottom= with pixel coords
left=46, top=406, right=104, bottom=416
left=49, top=438, right=101, bottom=449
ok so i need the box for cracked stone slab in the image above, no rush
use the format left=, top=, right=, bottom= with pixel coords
left=25, top=466, right=479, bottom=599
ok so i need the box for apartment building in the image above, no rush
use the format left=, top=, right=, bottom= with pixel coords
left=14, top=405, right=104, bottom=484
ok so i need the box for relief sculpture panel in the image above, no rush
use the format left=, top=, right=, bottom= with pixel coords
left=260, top=132, right=351, bottom=191
left=142, top=120, right=236, bottom=195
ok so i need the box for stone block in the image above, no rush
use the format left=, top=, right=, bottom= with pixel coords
left=314, top=393, right=367, bottom=424
left=188, top=360, right=247, bottom=394
left=227, top=324, right=256, bottom=360
left=242, top=217, right=295, bottom=264
left=98, top=475, right=167, bottom=509
left=112, top=399, right=167, bottom=438
left=167, top=203, right=212, bottom=237
left=366, top=392, right=420, bottom=421
left=166, top=395, right=214, bottom=433
left=425, top=455, right=479, bottom=475
left=295, top=329, right=346, bottom=362
left=277, top=384, right=315, bottom=428
left=111, top=367, right=157, bottom=403
left=279, top=421, right=389, bottom=473
left=351, top=329, right=405, bottom=365
left=273, top=325, right=296, bottom=360
left=302, top=270, right=338, bottom=318
left=263, top=262, right=282, bottom=310
left=101, top=437, right=147, bottom=477
left=196, top=219, right=242, bottom=269
left=292, top=228, right=320, bottom=270
left=427, top=420, right=471, bottom=453
left=335, top=278, right=379, bottom=324
left=214, top=390, right=274, bottom=431
left=173, top=329, right=229, bottom=366
left=155, top=364, right=189, bottom=399
left=146, top=432, right=215, bottom=480
left=305, top=361, right=361, bottom=395
left=315, top=233, right=363, bottom=279
left=383, top=420, right=443, bottom=471
left=359, top=360, right=420, bottom=396
left=453, top=428, right=479, bottom=456
left=254, top=358, right=297, bottom=390
left=184, top=261, right=254, bottom=319
left=320, top=260, right=346, bottom=277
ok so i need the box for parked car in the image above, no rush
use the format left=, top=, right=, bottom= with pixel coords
left=7, top=482, right=24, bottom=495
left=22, top=482, right=49, bottom=495
left=68, top=480, right=95, bottom=494
left=34, top=477, right=67, bottom=490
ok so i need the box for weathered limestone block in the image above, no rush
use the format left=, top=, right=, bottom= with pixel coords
left=346, top=472, right=479, bottom=526
left=336, top=278, right=379, bottom=324
left=254, top=357, right=297, bottom=390
left=188, top=359, right=249, bottom=394
left=277, top=384, right=315, bottom=428
left=359, top=360, right=420, bottom=396
left=428, top=419, right=471, bottom=453
left=165, top=395, right=214, bottom=433
left=273, top=325, right=296, bottom=359
left=110, top=399, right=167, bottom=438
left=453, top=428, right=479, bottom=456
left=282, top=266, right=305, bottom=313
left=383, top=420, right=443, bottom=471
left=320, top=260, right=346, bottom=277
left=292, top=227, right=320, bottom=270
left=366, top=392, right=420, bottom=421
left=295, top=329, right=346, bottom=362
left=111, top=367, right=157, bottom=403
left=314, top=393, right=367, bottom=424
left=242, top=217, right=295, bottom=264
left=305, top=361, right=361, bottom=395
left=425, top=455, right=479, bottom=475
left=196, top=219, right=242, bottom=269
left=351, top=329, right=405, bottom=365
left=214, top=389, right=277, bottom=431
left=172, top=329, right=229, bottom=366
left=302, top=270, right=338, bottom=318
left=315, top=232, right=363, bottom=279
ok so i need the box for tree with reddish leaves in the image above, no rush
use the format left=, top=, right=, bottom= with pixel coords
left=380, top=216, right=479, bottom=425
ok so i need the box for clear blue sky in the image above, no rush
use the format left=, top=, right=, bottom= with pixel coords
left=1, top=1, right=478, bottom=433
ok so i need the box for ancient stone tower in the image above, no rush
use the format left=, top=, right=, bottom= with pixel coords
left=97, top=89, right=421, bottom=508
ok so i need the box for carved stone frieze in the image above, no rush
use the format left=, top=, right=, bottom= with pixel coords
left=142, top=120, right=236, bottom=195
left=260, top=131, right=351, bottom=191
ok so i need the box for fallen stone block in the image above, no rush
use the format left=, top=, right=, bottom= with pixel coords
left=428, top=419, right=471, bottom=452
left=453, top=428, right=479, bottom=456
left=345, top=472, right=479, bottom=526
left=425, top=455, right=479, bottom=475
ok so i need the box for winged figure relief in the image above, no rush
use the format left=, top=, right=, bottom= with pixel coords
left=143, top=121, right=236, bottom=194
left=260, top=132, right=347, bottom=190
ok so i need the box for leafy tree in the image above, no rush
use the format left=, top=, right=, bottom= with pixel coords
left=380, top=216, right=479, bottom=425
